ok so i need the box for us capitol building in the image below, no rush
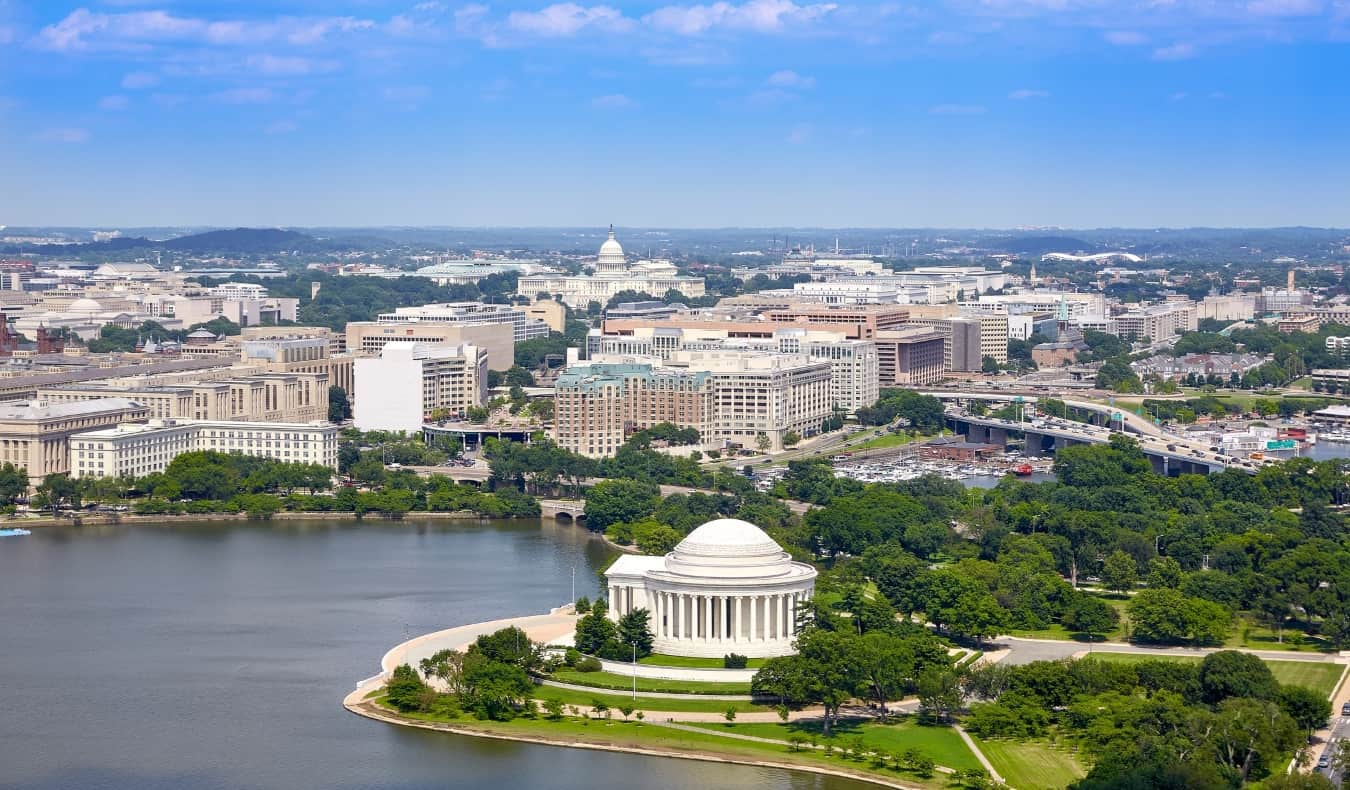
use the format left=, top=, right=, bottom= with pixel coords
left=515, top=227, right=705, bottom=308
left=604, top=518, right=816, bottom=658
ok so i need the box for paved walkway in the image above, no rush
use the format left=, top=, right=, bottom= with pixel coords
left=540, top=678, right=753, bottom=701
left=649, top=720, right=957, bottom=775
left=955, top=725, right=1005, bottom=783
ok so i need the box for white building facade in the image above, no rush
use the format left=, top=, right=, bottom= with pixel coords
left=604, top=518, right=817, bottom=658
left=353, top=341, right=488, bottom=433
left=516, top=228, right=705, bottom=308
left=70, top=418, right=339, bottom=479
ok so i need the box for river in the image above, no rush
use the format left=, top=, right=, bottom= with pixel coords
left=0, top=518, right=874, bottom=790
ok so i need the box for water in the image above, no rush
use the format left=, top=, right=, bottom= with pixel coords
left=0, top=518, right=871, bottom=790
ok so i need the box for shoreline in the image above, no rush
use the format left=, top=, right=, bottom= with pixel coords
left=341, top=693, right=922, bottom=790
left=7, top=510, right=521, bottom=529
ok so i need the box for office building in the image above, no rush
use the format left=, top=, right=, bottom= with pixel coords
left=874, top=328, right=947, bottom=387
left=70, top=418, right=339, bottom=479
left=353, top=342, right=488, bottom=433
left=0, top=397, right=150, bottom=485
left=345, top=320, right=514, bottom=371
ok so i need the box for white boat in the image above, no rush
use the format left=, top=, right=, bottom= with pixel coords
left=1321, top=431, right=1350, bottom=444
left=0, top=527, right=32, bottom=537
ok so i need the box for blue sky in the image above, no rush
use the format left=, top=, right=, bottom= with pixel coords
left=2, top=1, right=1349, bottom=228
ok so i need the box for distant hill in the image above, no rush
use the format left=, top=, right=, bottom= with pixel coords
left=0, top=227, right=342, bottom=256
left=159, top=227, right=318, bottom=253
left=995, top=235, right=1095, bottom=255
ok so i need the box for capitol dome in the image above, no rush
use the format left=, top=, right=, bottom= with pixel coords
left=595, top=225, right=627, bottom=274
left=604, top=517, right=816, bottom=658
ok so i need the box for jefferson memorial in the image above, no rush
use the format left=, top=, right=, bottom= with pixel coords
left=604, top=518, right=817, bottom=658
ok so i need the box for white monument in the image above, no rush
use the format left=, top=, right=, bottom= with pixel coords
left=604, top=518, right=817, bottom=658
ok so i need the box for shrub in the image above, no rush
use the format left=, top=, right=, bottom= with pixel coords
left=723, top=653, right=748, bottom=669
left=563, top=648, right=581, bottom=667
left=574, top=656, right=603, bottom=673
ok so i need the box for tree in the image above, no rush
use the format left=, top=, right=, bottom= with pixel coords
left=783, top=430, right=801, bottom=447
left=1198, top=650, right=1278, bottom=704
left=1100, top=550, right=1139, bottom=594
left=723, top=706, right=737, bottom=724
left=327, top=386, right=352, bottom=422
left=0, top=462, right=26, bottom=504
left=583, top=479, right=659, bottom=531
left=574, top=600, right=617, bottom=654
left=1128, top=588, right=1231, bottom=645
left=916, top=667, right=962, bottom=724
left=1146, top=556, right=1183, bottom=589
left=1278, top=684, right=1331, bottom=733
left=756, top=432, right=771, bottom=453
left=1061, top=595, right=1119, bottom=642
left=386, top=664, right=429, bottom=712
left=616, top=608, right=654, bottom=659
left=32, top=473, right=80, bottom=515
left=1207, top=697, right=1301, bottom=782
left=981, top=355, right=1000, bottom=374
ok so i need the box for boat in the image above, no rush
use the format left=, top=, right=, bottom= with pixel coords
left=0, top=527, right=32, bottom=537
left=1013, top=463, right=1034, bottom=476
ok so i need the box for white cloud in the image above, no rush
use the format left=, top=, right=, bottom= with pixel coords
left=1153, top=42, right=1197, bottom=60
left=264, top=120, right=298, bottom=134
left=1169, top=91, right=1189, bottom=101
left=507, top=4, right=633, bottom=37
left=766, top=69, right=815, bottom=88
left=644, top=0, right=838, bottom=35
left=98, top=94, right=130, bottom=111
left=1246, top=0, right=1323, bottom=16
left=1008, top=88, right=1049, bottom=100
left=121, top=71, right=159, bottom=89
left=591, top=93, right=636, bottom=108
left=786, top=123, right=812, bottom=144
left=1103, top=30, right=1147, bottom=46
left=929, top=103, right=986, bottom=115
left=211, top=87, right=276, bottom=104
left=245, top=54, right=337, bottom=76
left=33, top=9, right=375, bottom=52
left=34, top=128, right=90, bottom=144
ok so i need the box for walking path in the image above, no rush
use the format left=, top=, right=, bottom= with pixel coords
left=955, top=725, right=1005, bottom=784
left=539, top=678, right=753, bottom=701
left=649, top=720, right=958, bottom=775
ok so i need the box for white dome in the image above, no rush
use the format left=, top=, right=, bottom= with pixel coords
left=661, top=517, right=801, bottom=580
left=596, top=226, right=626, bottom=272
left=68, top=298, right=103, bottom=313
left=678, top=518, right=779, bottom=553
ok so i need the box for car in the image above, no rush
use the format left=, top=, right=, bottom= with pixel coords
left=1342, top=702, right=1350, bottom=715
left=1318, top=755, right=1330, bottom=769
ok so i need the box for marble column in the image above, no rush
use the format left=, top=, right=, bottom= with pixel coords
left=749, top=595, right=759, bottom=642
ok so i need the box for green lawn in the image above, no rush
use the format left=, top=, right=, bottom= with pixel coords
left=976, top=738, right=1086, bottom=790
left=850, top=431, right=923, bottom=452
left=683, top=718, right=983, bottom=773
left=533, top=684, right=770, bottom=714
left=637, top=652, right=765, bottom=669
left=550, top=669, right=752, bottom=695
left=1088, top=653, right=1346, bottom=696
left=377, top=701, right=950, bottom=789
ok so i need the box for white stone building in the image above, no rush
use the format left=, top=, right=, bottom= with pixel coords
left=353, top=341, right=488, bottom=433
left=374, top=301, right=548, bottom=344
left=69, top=418, right=338, bottom=479
left=604, top=518, right=816, bottom=658
left=516, top=228, right=705, bottom=308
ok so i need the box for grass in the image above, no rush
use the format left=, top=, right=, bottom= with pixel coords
left=550, top=668, right=752, bottom=696
left=375, top=700, right=950, bottom=789
left=682, top=718, right=983, bottom=773
left=1088, top=653, right=1346, bottom=696
left=637, top=652, right=765, bottom=669
left=975, top=738, right=1086, bottom=790
left=849, top=431, right=922, bottom=452
left=533, top=684, right=771, bottom=714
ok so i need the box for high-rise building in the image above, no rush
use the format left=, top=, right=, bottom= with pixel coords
left=874, top=328, right=947, bottom=386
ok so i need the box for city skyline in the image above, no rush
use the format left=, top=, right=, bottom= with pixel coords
left=2, top=1, right=1349, bottom=228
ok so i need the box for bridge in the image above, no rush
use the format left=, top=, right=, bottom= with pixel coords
left=540, top=499, right=586, bottom=521
left=943, top=410, right=1263, bottom=476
